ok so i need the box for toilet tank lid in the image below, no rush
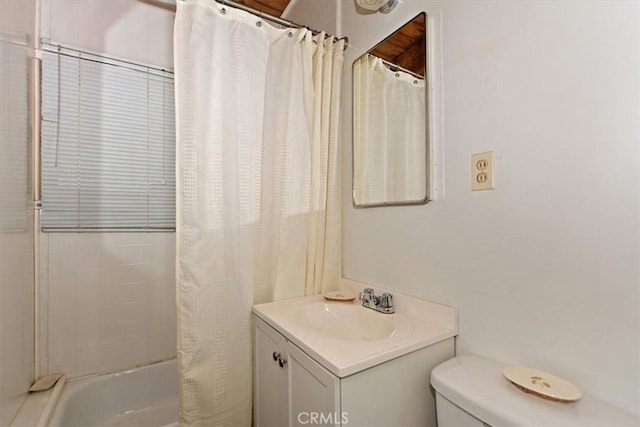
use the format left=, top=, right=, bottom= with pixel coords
left=431, top=355, right=639, bottom=427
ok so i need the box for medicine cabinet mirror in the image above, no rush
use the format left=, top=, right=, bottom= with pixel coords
left=352, top=13, right=429, bottom=207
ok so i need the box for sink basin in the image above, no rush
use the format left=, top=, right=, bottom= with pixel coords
left=296, top=301, right=412, bottom=342
left=253, top=285, right=458, bottom=377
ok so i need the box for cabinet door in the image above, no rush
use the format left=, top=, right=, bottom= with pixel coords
left=287, top=343, right=341, bottom=427
left=254, top=318, right=287, bottom=427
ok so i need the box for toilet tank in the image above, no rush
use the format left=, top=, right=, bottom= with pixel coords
left=430, top=355, right=639, bottom=427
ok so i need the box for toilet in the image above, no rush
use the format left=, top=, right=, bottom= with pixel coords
left=430, top=355, right=639, bottom=427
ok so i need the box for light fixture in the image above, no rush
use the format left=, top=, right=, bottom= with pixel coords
left=356, top=0, right=398, bottom=14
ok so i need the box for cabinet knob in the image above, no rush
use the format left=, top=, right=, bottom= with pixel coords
left=272, top=351, right=280, bottom=361
left=278, top=357, right=287, bottom=368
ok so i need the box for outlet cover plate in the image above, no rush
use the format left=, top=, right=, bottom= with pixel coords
left=472, top=151, right=495, bottom=191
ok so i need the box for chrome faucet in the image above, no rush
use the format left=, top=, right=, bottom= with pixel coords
left=358, top=288, right=394, bottom=314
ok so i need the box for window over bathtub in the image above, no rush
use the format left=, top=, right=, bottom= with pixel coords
left=40, top=43, right=175, bottom=230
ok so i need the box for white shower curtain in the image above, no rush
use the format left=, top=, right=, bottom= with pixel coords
left=353, top=55, right=426, bottom=205
left=174, top=1, right=343, bottom=425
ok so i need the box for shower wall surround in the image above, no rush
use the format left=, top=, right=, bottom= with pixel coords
left=40, top=233, right=176, bottom=377
left=0, top=0, right=36, bottom=424
left=38, top=0, right=176, bottom=378
left=288, top=0, right=640, bottom=417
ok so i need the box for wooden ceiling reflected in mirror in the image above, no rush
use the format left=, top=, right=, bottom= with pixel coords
left=369, top=14, right=425, bottom=77
left=234, top=0, right=291, bottom=17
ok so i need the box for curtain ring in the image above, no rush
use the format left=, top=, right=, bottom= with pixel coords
left=256, top=10, right=263, bottom=27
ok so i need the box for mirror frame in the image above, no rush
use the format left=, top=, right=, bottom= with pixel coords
left=351, top=12, right=430, bottom=208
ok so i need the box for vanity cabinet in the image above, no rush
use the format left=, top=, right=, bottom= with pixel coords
left=254, top=317, right=340, bottom=427
left=254, top=316, right=455, bottom=427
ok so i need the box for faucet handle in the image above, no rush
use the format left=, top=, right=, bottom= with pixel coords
left=359, top=288, right=374, bottom=300
left=380, top=293, right=394, bottom=308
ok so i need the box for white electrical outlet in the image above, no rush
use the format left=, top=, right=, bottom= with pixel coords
left=471, top=151, right=495, bottom=191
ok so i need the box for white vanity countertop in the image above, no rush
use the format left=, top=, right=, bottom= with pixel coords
left=253, top=279, right=458, bottom=378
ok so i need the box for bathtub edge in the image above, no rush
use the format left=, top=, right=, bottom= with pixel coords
left=36, top=375, right=65, bottom=427
left=8, top=375, right=64, bottom=427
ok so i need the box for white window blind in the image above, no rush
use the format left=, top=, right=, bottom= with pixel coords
left=40, top=46, right=175, bottom=230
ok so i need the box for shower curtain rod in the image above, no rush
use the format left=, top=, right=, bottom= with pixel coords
left=217, top=0, right=348, bottom=49
left=168, top=0, right=348, bottom=50
left=374, top=55, right=424, bottom=80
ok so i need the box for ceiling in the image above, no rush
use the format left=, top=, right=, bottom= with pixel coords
left=234, top=0, right=291, bottom=17
left=235, top=1, right=425, bottom=77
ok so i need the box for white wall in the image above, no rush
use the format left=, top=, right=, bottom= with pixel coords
left=0, top=0, right=36, bottom=423
left=294, top=0, right=640, bottom=416
left=41, top=0, right=174, bottom=69
left=39, top=0, right=176, bottom=378
left=284, top=0, right=340, bottom=35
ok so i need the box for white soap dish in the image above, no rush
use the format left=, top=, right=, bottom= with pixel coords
left=322, top=291, right=356, bottom=302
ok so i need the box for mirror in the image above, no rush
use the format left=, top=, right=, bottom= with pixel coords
left=352, top=13, right=428, bottom=207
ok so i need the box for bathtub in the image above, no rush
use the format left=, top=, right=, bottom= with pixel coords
left=47, top=360, right=177, bottom=427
